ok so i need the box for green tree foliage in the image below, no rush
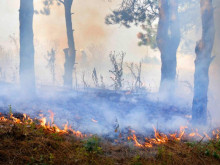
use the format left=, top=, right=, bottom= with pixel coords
left=105, top=0, right=199, bottom=49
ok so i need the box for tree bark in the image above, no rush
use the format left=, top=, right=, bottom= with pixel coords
left=192, top=0, right=215, bottom=125
left=157, top=0, right=180, bottom=95
left=19, top=0, right=35, bottom=94
left=63, top=0, right=76, bottom=88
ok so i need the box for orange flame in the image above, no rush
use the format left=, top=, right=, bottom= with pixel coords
left=1, top=112, right=220, bottom=145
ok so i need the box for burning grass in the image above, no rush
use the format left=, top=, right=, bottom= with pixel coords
left=0, top=112, right=220, bottom=165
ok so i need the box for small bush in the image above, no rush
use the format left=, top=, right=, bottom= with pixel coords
left=84, top=136, right=102, bottom=153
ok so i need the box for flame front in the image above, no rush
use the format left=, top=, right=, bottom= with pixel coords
left=127, top=126, right=220, bottom=148
left=0, top=111, right=84, bottom=138
left=1, top=112, right=220, bottom=147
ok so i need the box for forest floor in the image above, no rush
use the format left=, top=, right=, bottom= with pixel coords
left=0, top=84, right=219, bottom=164
left=0, top=117, right=220, bottom=165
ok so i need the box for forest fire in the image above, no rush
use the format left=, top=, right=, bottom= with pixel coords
left=39, top=112, right=85, bottom=137
left=1, top=111, right=220, bottom=149
left=127, top=126, right=220, bottom=148
left=0, top=111, right=84, bottom=138
left=0, top=0, right=220, bottom=164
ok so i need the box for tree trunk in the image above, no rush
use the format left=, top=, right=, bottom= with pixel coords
left=192, top=0, right=215, bottom=125
left=157, top=0, right=180, bottom=95
left=63, top=0, right=76, bottom=88
left=19, top=0, right=35, bottom=94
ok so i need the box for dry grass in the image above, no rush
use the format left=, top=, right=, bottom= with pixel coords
left=0, top=119, right=220, bottom=165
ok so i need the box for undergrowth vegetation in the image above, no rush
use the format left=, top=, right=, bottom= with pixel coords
left=0, top=118, right=220, bottom=165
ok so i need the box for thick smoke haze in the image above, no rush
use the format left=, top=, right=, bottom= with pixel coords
left=0, top=0, right=219, bottom=134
